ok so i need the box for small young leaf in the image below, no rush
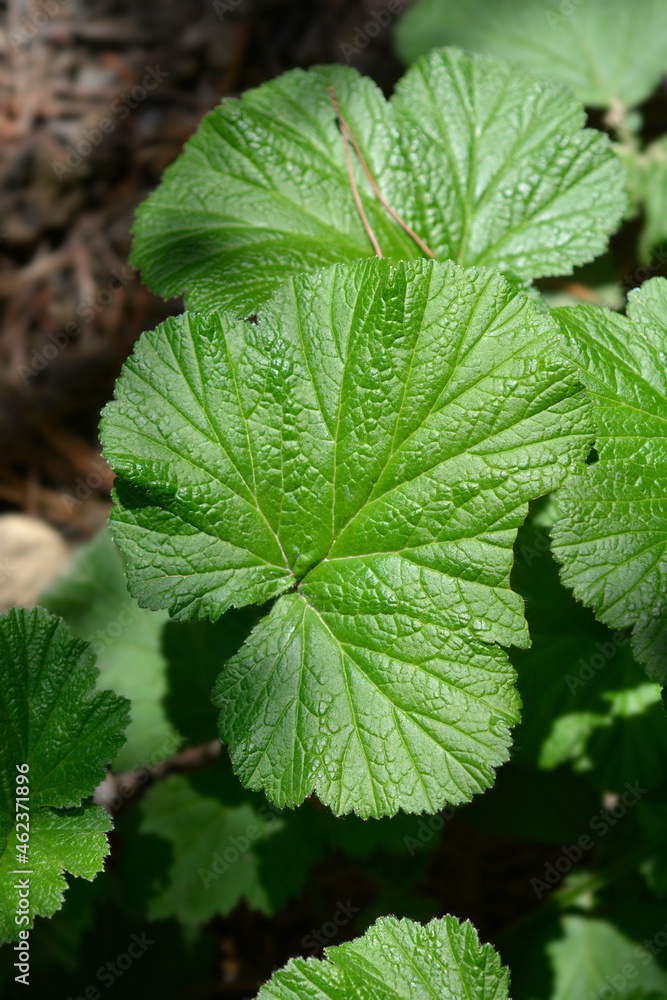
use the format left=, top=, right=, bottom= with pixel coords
left=395, top=0, right=667, bottom=109
left=131, top=48, right=625, bottom=314
left=0, top=608, right=129, bottom=942
left=551, top=277, right=667, bottom=680
left=254, top=914, right=509, bottom=1000
left=102, top=258, right=592, bottom=817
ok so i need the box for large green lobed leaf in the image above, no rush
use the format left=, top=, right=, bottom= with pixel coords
left=101, top=258, right=592, bottom=817
left=551, top=277, right=667, bottom=680
left=395, top=0, right=667, bottom=109
left=131, top=48, right=625, bottom=314
left=255, top=915, right=509, bottom=1000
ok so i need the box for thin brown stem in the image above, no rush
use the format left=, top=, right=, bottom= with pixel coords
left=94, top=739, right=223, bottom=814
left=329, top=86, right=435, bottom=260
left=329, top=87, right=383, bottom=258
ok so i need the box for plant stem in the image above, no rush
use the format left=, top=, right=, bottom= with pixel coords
left=329, top=86, right=384, bottom=258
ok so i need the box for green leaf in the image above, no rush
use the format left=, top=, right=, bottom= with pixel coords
left=0, top=808, right=112, bottom=950
left=41, top=529, right=180, bottom=772
left=511, top=513, right=667, bottom=791
left=395, top=0, right=667, bottom=109
left=41, top=529, right=260, bottom=765
left=131, top=48, right=625, bottom=314
left=623, top=138, right=667, bottom=262
left=101, top=258, right=591, bottom=817
left=551, top=277, right=667, bottom=680
left=254, top=914, right=508, bottom=1000
left=0, top=608, right=129, bottom=943
left=134, top=774, right=278, bottom=924
left=507, top=910, right=667, bottom=1000
left=119, top=760, right=316, bottom=927
left=621, top=994, right=667, bottom=1000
